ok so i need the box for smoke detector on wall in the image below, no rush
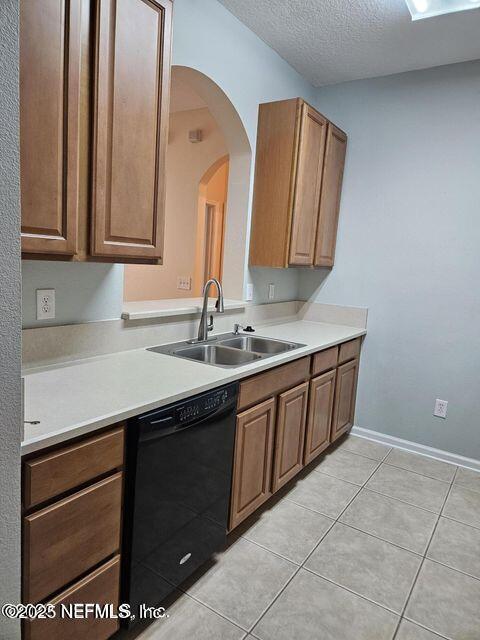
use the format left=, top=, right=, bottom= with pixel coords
left=188, top=129, right=203, bottom=143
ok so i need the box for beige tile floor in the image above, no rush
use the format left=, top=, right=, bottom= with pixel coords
left=133, top=434, right=480, bottom=640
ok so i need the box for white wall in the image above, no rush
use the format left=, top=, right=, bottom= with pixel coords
left=0, top=0, right=21, bottom=635
left=301, top=60, right=480, bottom=459
left=22, top=0, right=312, bottom=327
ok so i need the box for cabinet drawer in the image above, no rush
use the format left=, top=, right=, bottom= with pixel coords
left=23, top=473, right=122, bottom=604
left=311, top=346, right=338, bottom=375
left=238, top=357, right=310, bottom=410
left=24, top=426, right=125, bottom=509
left=338, top=338, right=361, bottom=364
left=24, top=556, right=121, bottom=640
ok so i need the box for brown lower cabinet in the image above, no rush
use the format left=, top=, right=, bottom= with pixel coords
left=304, top=369, right=336, bottom=465
left=24, top=556, right=121, bottom=640
left=22, top=425, right=125, bottom=640
left=229, top=338, right=362, bottom=530
left=272, top=382, right=309, bottom=492
left=331, top=358, right=360, bottom=442
left=229, top=398, right=276, bottom=530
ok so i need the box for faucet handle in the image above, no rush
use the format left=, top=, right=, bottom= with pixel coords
left=234, top=323, right=255, bottom=334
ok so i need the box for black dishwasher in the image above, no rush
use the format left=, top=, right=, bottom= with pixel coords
left=122, top=382, right=238, bottom=624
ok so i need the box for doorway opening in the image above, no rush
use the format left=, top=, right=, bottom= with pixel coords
left=194, top=156, right=229, bottom=294
left=123, top=66, right=251, bottom=306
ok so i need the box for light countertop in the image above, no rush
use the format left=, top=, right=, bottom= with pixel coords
left=22, top=320, right=366, bottom=455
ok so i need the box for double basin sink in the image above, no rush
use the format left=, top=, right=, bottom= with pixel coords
left=148, top=333, right=305, bottom=368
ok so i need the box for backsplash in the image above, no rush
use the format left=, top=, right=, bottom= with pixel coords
left=22, top=301, right=303, bottom=369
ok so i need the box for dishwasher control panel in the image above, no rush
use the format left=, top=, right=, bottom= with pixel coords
left=176, top=385, right=236, bottom=424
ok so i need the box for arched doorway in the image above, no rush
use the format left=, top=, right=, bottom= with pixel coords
left=124, top=66, right=251, bottom=302
left=194, top=155, right=229, bottom=295
left=172, top=66, right=251, bottom=300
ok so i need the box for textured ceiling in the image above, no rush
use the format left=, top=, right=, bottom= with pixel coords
left=218, top=0, right=480, bottom=85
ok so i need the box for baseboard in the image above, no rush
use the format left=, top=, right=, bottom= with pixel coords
left=351, top=426, right=480, bottom=473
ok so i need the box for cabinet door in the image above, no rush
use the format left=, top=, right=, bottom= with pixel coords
left=314, top=123, right=347, bottom=267
left=20, top=0, right=82, bottom=255
left=289, top=105, right=327, bottom=266
left=304, top=370, right=336, bottom=465
left=272, top=382, right=309, bottom=492
left=331, top=358, right=359, bottom=443
left=229, top=398, right=276, bottom=530
left=91, top=0, right=172, bottom=260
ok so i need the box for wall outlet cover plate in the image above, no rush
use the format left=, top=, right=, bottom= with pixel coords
left=36, top=289, right=55, bottom=320
left=434, top=398, right=448, bottom=419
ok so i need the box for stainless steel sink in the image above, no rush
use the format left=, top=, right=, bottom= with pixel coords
left=172, top=344, right=262, bottom=366
left=218, top=335, right=300, bottom=355
left=147, top=332, right=305, bottom=368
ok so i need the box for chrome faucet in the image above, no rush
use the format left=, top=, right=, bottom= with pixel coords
left=196, top=278, right=224, bottom=342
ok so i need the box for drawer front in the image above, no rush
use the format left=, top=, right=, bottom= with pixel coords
left=338, top=338, right=361, bottom=364
left=24, top=426, right=125, bottom=509
left=25, top=556, right=121, bottom=640
left=24, top=473, right=122, bottom=604
left=238, top=357, right=310, bottom=410
left=311, top=346, right=338, bottom=375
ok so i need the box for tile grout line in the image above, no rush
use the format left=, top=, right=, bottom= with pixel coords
left=312, top=460, right=383, bottom=487
left=390, top=463, right=458, bottom=640
left=243, top=461, right=480, bottom=637
left=310, top=466, right=372, bottom=487
left=246, top=453, right=387, bottom=635
left=179, top=589, right=251, bottom=634
left=438, top=512, right=480, bottom=532
left=356, top=484, right=447, bottom=516
left=338, top=441, right=393, bottom=463
left=244, top=463, right=373, bottom=635
left=381, top=461, right=454, bottom=484
left=176, top=451, right=478, bottom=638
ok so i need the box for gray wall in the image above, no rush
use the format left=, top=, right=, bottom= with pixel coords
left=22, top=262, right=124, bottom=329
left=301, top=60, right=480, bottom=459
left=0, top=0, right=21, bottom=636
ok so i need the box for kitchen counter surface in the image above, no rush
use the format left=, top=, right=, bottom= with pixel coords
left=22, top=320, right=366, bottom=455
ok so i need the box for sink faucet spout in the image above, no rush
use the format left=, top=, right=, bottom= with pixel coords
left=197, top=278, right=224, bottom=342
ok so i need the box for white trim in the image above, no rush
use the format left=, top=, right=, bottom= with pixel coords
left=351, top=425, right=480, bottom=473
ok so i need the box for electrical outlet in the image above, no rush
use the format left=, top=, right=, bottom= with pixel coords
left=177, top=276, right=191, bottom=291
left=36, top=289, right=55, bottom=320
left=268, top=283, right=275, bottom=300
left=246, top=283, right=254, bottom=301
left=434, top=399, right=448, bottom=419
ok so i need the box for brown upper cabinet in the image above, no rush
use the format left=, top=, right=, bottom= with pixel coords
left=91, top=0, right=172, bottom=261
left=20, top=0, right=173, bottom=263
left=249, top=98, right=347, bottom=269
left=20, top=0, right=82, bottom=256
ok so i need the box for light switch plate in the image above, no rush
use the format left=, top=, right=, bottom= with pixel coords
left=36, top=289, right=55, bottom=320
left=177, top=276, right=191, bottom=291
left=268, top=283, right=275, bottom=300
left=245, top=283, right=254, bottom=301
